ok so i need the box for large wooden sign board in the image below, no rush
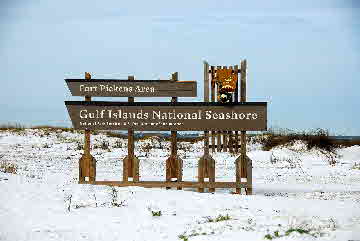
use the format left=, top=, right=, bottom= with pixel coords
left=65, top=79, right=197, bottom=97
left=65, top=101, right=267, bottom=131
left=65, top=62, right=267, bottom=196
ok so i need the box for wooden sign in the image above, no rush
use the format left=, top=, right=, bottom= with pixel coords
left=65, top=79, right=197, bottom=97
left=65, top=101, right=267, bottom=131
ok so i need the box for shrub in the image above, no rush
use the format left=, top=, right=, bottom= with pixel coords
left=94, top=141, right=110, bottom=151
left=43, top=143, right=51, bottom=148
left=109, top=187, right=126, bottom=207
left=264, top=228, right=313, bottom=240
left=260, top=128, right=337, bottom=152
left=264, top=234, right=273, bottom=240
left=105, top=131, right=127, bottom=139
left=100, top=141, right=110, bottom=150
left=76, top=142, right=83, bottom=151
left=305, top=129, right=334, bottom=152
left=151, top=210, right=162, bottom=216
left=114, top=140, right=123, bottom=148
left=206, top=214, right=231, bottom=222
left=285, top=228, right=310, bottom=235
left=0, top=162, right=18, bottom=174
left=142, top=143, right=152, bottom=157
left=178, top=234, right=189, bottom=241
left=352, top=163, right=360, bottom=170
left=31, top=125, right=73, bottom=132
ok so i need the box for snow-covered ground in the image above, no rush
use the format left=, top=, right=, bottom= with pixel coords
left=0, top=129, right=360, bottom=241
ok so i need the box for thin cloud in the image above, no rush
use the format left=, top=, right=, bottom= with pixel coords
left=151, top=14, right=308, bottom=26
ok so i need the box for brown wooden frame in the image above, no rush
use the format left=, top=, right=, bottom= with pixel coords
left=203, top=60, right=253, bottom=195
left=74, top=62, right=256, bottom=195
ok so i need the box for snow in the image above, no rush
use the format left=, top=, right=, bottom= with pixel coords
left=0, top=129, right=360, bottom=241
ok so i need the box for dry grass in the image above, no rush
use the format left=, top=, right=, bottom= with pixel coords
left=0, top=161, right=18, bottom=174
left=0, top=124, right=78, bottom=133
left=259, top=128, right=338, bottom=152
left=175, top=136, right=204, bottom=143
left=31, top=125, right=76, bottom=133
left=105, top=131, right=127, bottom=139
left=0, top=123, right=25, bottom=131
left=352, top=163, right=360, bottom=170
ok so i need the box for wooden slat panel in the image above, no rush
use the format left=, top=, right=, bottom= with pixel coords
left=234, top=65, right=239, bottom=103
left=228, top=131, right=234, bottom=153
left=223, top=131, right=228, bottom=152
left=234, top=132, right=239, bottom=153
left=216, top=65, right=222, bottom=102
left=210, top=66, right=216, bottom=153
left=216, top=66, right=222, bottom=152
left=221, top=66, right=228, bottom=152
left=234, top=65, right=239, bottom=153
left=240, top=60, right=247, bottom=102
left=217, top=131, right=222, bottom=152
left=227, top=66, right=234, bottom=154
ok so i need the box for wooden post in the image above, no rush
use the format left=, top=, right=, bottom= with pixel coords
left=228, top=66, right=234, bottom=154
left=210, top=66, right=216, bottom=153
left=241, top=60, right=252, bottom=195
left=240, top=60, right=247, bottom=179
left=79, top=72, right=96, bottom=183
left=217, top=130, right=221, bottom=152
left=223, top=131, right=228, bottom=152
left=198, top=62, right=208, bottom=192
left=216, top=66, right=222, bottom=152
left=236, top=59, right=253, bottom=195
left=199, top=61, right=216, bottom=193
left=234, top=65, right=239, bottom=153
left=166, top=72, right=183, bottom=190
left=235, top=61, right=246, bottom=194
left=123, top=76, right=140, bottom=182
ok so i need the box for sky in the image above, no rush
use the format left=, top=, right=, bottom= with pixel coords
left=0, top=0, right=359, bottom=135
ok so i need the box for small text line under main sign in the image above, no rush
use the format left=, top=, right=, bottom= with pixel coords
left=65, top=79, right=197, bottom=97
left=65, top=101, right=267, bottom=131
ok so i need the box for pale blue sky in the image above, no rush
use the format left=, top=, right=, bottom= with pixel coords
left=0, top=1, right=359, bottom=134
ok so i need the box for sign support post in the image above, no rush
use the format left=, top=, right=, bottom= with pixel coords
left=166, top=72, right=183, bottom=190
left=198, top=61, right=216, bottom=193
left=79, top=72, right=96, bottom=183
left=123, top=76, right=140, bottom=182
left=235, top=60, right=253, bottom=194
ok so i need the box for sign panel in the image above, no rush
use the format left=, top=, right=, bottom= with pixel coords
left=65, top=101, right=267, bottom=131
left=65, top=79, right=197, bottom=97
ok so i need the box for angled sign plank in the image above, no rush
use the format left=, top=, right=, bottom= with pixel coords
left=65, top=101, right=267, bottom=131
left=65, top=79, right=197, bottom=97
